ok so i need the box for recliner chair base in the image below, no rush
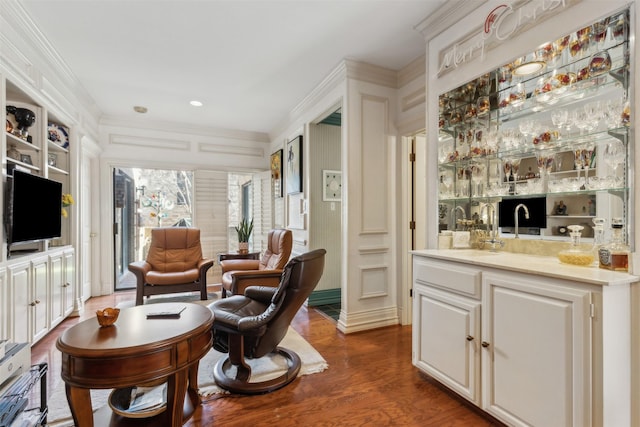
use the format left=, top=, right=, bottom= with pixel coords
left=213, top=347, right=301, bottom=394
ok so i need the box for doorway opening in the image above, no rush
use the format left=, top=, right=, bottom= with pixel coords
left=113, top=167, right=194, bottom=291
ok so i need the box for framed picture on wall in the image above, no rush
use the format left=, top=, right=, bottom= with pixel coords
left=286, top=135, right=303, bottom=194
left=271, top=149, right=283, bottom=198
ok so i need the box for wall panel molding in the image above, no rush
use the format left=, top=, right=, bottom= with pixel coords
left=359, top=265, right=389, bottom=299
left=109, top=134, right=191, bottom=151
left=360, top=94, right=389, bottom=234
left=358, top=245, right=389, bottom=254
left=199, top=142, right=264, bottom=158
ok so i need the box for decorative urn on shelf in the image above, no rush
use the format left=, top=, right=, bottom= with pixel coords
left=235, top=218, right=253, bottom=254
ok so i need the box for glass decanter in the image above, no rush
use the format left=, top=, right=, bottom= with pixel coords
left=558, top=225, right=594, bottom=266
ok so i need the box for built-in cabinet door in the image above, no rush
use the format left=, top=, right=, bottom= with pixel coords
left=482, top=272, right=591, bottom=427
left=413, top=283, right=480, bottom=403
left=62, top=249, right=75, bottom=315
left=49, top=252, right=64, bottom=328
left=31, top=257, right=49, bottom=343
left=7, top=261, right=31, bottom=344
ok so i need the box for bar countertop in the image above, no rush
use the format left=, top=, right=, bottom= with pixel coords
left=412, top=249, right=639, bottom=287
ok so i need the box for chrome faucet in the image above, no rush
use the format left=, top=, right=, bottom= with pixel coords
left=514, top=203, right=530, bottom=239
left=451, top=206, right=466, bottom=230
left=480, top=203, right=504, bottom=251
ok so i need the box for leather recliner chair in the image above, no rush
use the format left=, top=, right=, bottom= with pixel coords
left=129, top=227, right=214, bottom=305
left=219, top=228, right=292, bottom=298
left=208, top=248, right=326, bottom=394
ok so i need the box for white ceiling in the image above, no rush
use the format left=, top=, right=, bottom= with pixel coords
left=20, top=0, right=444, bottom=136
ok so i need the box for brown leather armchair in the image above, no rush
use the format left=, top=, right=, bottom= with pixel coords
left=208, top=248, right=326, bottom=394
left=129, top=227, right=214, bottom=305
left=220, top=228, right=292, bottom=298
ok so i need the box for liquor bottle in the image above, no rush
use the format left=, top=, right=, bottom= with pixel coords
left=598, top=218, right=629, bottom=272
left=591, top=218, right=606, bottom=267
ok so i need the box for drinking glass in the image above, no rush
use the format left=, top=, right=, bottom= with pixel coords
left=470, top=162, right=486, bottom=197
left=554, top=152, right=566, bottom=173
left=569, top=32, right=583, bottom=58
left=510, top=83, right=526, bottom=108
left=621, top=99, right=631, bottom=127
left=536, top=150, right=554, bottom=178
left=604, top=99, right=623, bottom=128
left=510, top=157, right=521, bottom=181
left=574, top=144, right=585, bottom=179
left=592, top=18, right=610, bottom=48
left=584, top=101, right=602, bottom=130
left=581, top=142, right=596, bottom=188
left=612, top=11, right=627, bottom=42
left=502, top=157, right=512, bottom=182
left=551, top=109, right=568, bottom=131
left=603, top=141, right=625, bottom=178
left=440, top=168, right=454, bottom=197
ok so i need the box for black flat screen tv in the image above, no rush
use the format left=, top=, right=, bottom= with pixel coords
left=5, top=170, right=62, bottom=247
left=498, top=196, right=547, bottom=229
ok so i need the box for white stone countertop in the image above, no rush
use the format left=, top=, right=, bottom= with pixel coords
left=412, top=249, right=639, bottom=287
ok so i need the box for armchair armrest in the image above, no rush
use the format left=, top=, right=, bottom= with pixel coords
left=219, top=259, right=260, bottom=273
left=198, top=258, right=215, bottom=275
left=128, top=261, right=151, bottom=279
left=244, top=286, right=277, bottom=304
left=227, top=269, right=283, bottom=297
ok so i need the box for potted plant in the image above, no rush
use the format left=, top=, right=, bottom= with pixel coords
left=235, top=218, right=253, bottom=254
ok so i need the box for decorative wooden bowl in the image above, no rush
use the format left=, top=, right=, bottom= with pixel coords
left=96, top=307, right=120, bottom=327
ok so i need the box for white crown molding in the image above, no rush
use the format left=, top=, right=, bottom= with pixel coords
left=0, top=1, right=101, bottom=133
left=100, top=115, right=270, bottom=144
left=414, top=0, right=489, bottom=42
left=397, top=54, right=425, bottom=88
left=344, top=59, right=397, bottom=88
left=270, top=60, right=348, bottom=139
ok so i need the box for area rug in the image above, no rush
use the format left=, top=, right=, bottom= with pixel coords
left=46, top=326, right=328, bottom=426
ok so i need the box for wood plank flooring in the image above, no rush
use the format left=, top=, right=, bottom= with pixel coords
left=31, top=290, right=505, bottom=426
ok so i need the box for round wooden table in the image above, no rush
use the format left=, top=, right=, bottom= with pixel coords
left=56, top=303, right=213, bottom=427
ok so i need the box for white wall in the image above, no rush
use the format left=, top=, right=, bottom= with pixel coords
left=308, top=122, right=341, bottom=294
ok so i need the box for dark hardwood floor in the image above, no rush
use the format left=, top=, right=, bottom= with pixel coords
left=31, top=289, right=505, bottom=426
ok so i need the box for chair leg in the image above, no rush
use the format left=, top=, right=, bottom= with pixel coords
left=135, top=284, right=144, bottom=306
left=200, top=283, right=207, bottom=300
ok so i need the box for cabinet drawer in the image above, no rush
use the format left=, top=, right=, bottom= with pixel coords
left=413, top=257, right=481, bottom=299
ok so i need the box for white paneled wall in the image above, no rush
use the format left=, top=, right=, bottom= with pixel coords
left=309, top=123, right=342, bottom=293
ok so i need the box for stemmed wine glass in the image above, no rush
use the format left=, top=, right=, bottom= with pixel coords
left=581, top=141, right=596, bottom=188
left=554, top=151, right=566, bottom=173
left=510, top=157, right=521, bottom=181
left=584, top=101, right=602, bottom=130
left=535, top=150, right=554, bottom=179
left=470, top=161, right=486, bottom=197
left=574, top=144, right=585, bottom=179
left=440, top=168, right=454, bottom=197
left=603, top=140, right=625, bottom=183
left=551, top=109, right=568, bottom=134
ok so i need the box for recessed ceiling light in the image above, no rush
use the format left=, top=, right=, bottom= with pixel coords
left=190, top=100, right=203, bottom=107
left=133, top=106, right=148, bottom=113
